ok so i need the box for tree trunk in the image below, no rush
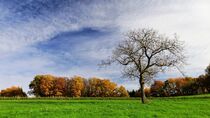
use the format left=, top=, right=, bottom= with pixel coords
left=139, top=78, right=146, bottom=103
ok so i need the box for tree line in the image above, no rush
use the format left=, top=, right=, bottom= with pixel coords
left=0, top=75, right=129, bottom=97
left=28, top=75, right=129, bottom=97
left=129, top=64, right=210, bottom=97
left=1, top=64, right=210, bottom=98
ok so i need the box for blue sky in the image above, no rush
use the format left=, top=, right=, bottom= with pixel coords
left=0, top=0, right=210, bottom=92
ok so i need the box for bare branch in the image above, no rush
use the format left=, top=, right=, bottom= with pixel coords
left=100, top=28, right=186, bottom=102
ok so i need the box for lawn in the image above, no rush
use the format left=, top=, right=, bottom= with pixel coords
left=0, top=95, right=210, bottom=118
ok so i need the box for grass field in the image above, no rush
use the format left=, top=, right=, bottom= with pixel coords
left=0, top=95, right=210, bottom=118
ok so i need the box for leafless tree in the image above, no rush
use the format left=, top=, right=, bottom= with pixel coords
left=101, top=28, right=186, bottom=103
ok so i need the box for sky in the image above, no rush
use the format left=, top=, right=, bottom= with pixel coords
left=0, top=0, right=210, bottom=92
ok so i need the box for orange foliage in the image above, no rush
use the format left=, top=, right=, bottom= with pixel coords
left=53, top=77, right=67, bottom=96
left=68, top=76, right=85, bottom=97
left=29, top=75, right=129, bottom=97
left=115, top=86, right=129, bottom=97
left=0, top=86, right=27, bottom=97
left=163, top=77, right=195, bottom=96
left=39, top=75, right=55, bottom=97
left=150, top=80, right=164, bottom=96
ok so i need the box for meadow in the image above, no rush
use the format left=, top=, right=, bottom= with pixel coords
left=0, top=95, right=210, bottom=118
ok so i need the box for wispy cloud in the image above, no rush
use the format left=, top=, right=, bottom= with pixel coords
left=0, top=0, right=210, bottom=91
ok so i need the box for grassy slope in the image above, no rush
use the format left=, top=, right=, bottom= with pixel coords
left=0, top=95, right=210, bottom=118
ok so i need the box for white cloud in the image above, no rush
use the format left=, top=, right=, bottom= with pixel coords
left=0, top=0, right=210, bottom=91
left=115, top=0, right=210, bottom=78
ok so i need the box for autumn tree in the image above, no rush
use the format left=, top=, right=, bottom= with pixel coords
left=0, top=86, right=27, bottom=97
left=29, top=75, right=43, bottom=96
left=82, top=79, right=89, bottom=97
left=102, top=28, right=185, bottom=103
left=29, top=75, right=55, bottom=97
left=175, top=78, right=191, bottom=95
left=53, top=77, right=67, bottom=96
left=181, top=77, right=197, bottom=95
left=87, top=78, right=102, bottom=97
left=115, top=86, right=129, bottom=97
left=150, top=80, right=164, bottom=96
left=67, top=76, right=85, bottom=97
left=39, top=75, right=55, bottom=97
left=100, top=79, right=117, bottom=97
left=162, top=78, right=177, bottom=96
left=162, top=77, right=196, bottom=96
left=87, top=77, right=129, bottom=97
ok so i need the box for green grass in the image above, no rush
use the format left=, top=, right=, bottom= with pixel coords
left=0, top=95, right=210, bottom=118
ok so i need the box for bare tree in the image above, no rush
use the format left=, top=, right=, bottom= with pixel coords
left=101, top=28, right=185, bottom=103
